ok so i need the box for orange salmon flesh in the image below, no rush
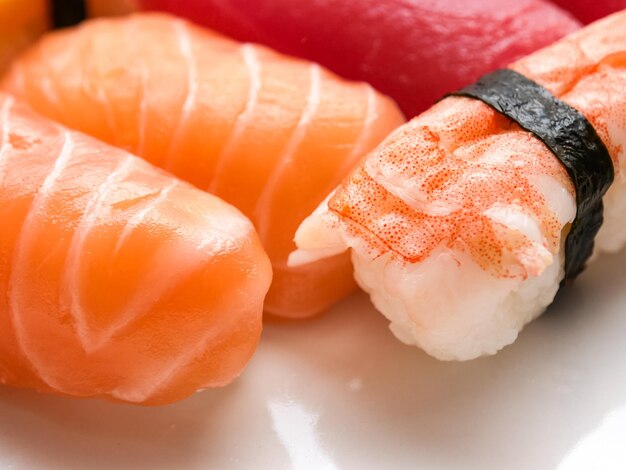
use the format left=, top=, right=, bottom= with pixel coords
left=0, top=94, right=272, bottom=405
left=1, top=13, right=406, bottom=318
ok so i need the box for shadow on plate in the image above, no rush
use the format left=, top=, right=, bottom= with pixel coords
left=260, top=248, right=626, bottom=469
left=0, top=380, right=242, bottom=469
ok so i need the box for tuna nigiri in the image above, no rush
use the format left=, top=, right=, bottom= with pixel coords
left=0, top=93, right=271, bottom=404
left=1, top=13, right=405, bottom=319
left=0, top=0, right=48, bottom=72
left=117, top=0, right=581, bottom=117
left=293, top=11, right=626, bottom=360
left=549, top=0, right=626, bottom=23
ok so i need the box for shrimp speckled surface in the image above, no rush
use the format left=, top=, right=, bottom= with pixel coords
left=293, top=11, right=626, bottom=360
left=0, top=94, right=272, bottom=404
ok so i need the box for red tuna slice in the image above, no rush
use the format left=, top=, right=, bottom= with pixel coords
left=548, top=0, right=626, bottom=23
left=136, top=0, right=581, bottom=117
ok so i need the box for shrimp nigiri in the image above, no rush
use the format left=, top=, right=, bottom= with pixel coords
left=1, top=13, right=405, bottom=319
left=0, top=93, right=271, bottom=404
left=293, top=11, right=626, bottom=360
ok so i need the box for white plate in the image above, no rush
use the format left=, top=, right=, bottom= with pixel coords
left=1, top=250, right=626, bottom=470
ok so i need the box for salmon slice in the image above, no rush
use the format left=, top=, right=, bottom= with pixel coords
left=0, top=0, right=48, bottom=72
left=1, top=13, right=406, bottom=318
left=0, top=93, right=272, bottom=405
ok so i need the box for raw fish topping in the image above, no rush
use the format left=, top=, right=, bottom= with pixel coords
left=0, top=13, right=405, bottom=318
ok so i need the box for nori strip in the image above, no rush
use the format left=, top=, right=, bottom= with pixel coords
left=51, top=0, right=86, bottom=28
left=448, top=68, right=614, bottom=281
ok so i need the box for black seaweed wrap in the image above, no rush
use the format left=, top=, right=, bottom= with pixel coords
left=448, top=68, right=614, bottom=281
left=51, top=0, right=87, bottom=28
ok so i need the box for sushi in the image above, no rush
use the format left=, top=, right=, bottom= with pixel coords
left=1, top=13, right=405, bottom=319
left=0, top=0, right=48, bottom=72
left=292, top=11, right=626, bottom=360
left=124, top=0, right=581, bottom=117
left=0, top=93, right=271, bottom=404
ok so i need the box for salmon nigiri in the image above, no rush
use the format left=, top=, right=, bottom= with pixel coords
left=1, top=13, right=405, bottom=319
left=0, top=93, right=271, bottom=405
left=0, top=0, right=48, bottom=72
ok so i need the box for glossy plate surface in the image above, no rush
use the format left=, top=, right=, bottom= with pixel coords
left=1, top=250, right=626, bottom=469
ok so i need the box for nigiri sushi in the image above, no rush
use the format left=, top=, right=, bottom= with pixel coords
left=119, top=0, right=581, bottom=117
left=292, top=11, right=626, bottom=360
left=1, top=13, right=405, bottom=319
left=549, top=0, right=626, bottom=23
left=0, top=93, right=271, bottom=404
left=0, top=0, right=48, bottom=72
